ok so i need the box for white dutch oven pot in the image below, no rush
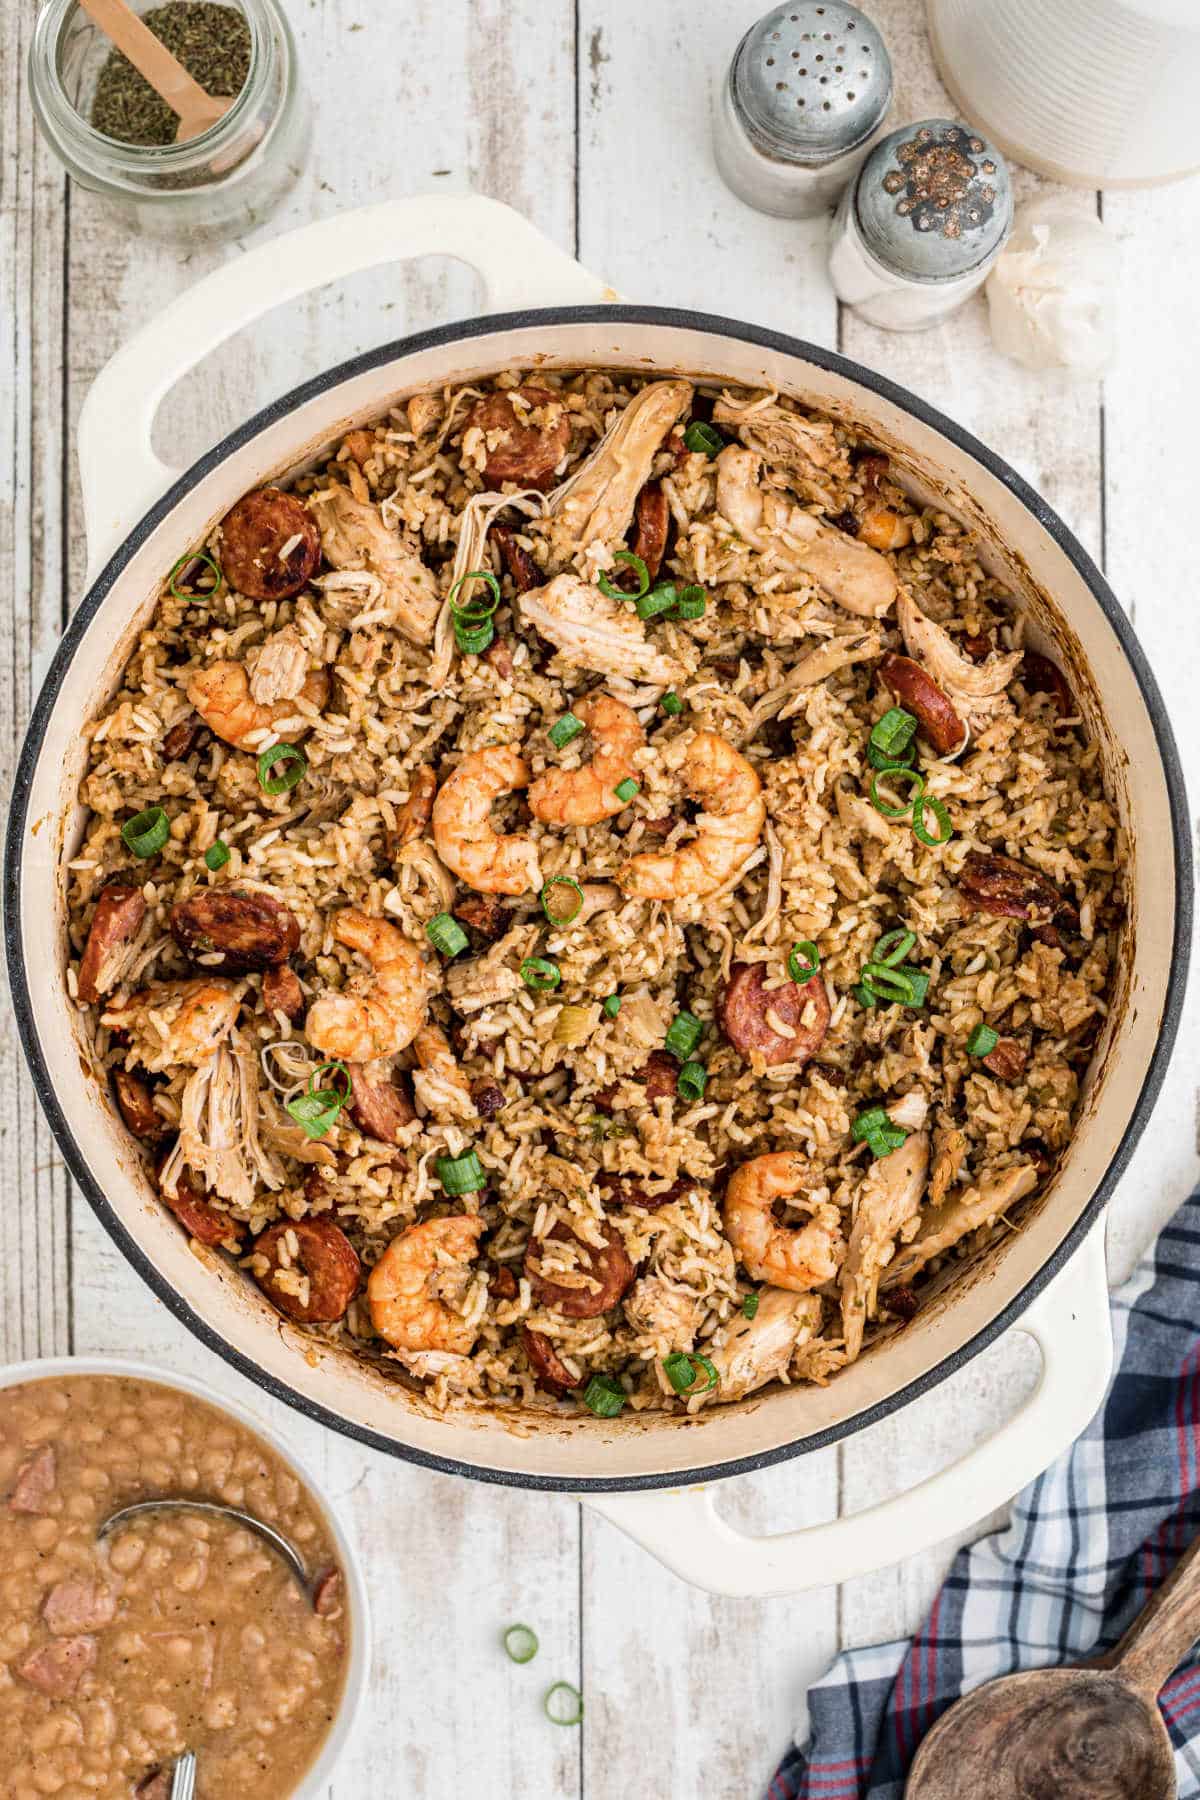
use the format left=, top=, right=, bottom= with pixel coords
left=6, top=196, right=1190, bottom=1597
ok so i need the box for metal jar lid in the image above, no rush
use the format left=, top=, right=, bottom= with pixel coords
left=730, top=1, right=893, bottom=167
left=855, top=118, right=1013, bottom=280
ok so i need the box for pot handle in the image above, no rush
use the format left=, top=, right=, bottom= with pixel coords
left=586, top=1223, right=1111, bottom=1597
left=77, top=193, right=611, bottom=577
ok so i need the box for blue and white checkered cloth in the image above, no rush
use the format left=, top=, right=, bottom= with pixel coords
left=770, top=1195, right=1200, bottom=1800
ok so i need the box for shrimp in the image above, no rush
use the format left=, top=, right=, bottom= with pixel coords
left=431, top=745, right=542, bottom=896
left=528, top=692, right=645, bottom=827
left=305, top=909, right=434, bottom=1062
left=411, top=1024, right=475, bottom=1124
left=723, top=1151, right=847, bottom=1293
left=368, top=1214, right=485, bottom=1353
left=104, top=978, right=239, bottom=1075
left=617, top=729, right=765, bottom=901
left=186, top=659, right=330, bottom=752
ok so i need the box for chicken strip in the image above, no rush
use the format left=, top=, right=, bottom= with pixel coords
left=519, top=572, right=682, bottom=685
left=897, top=586, right=1020, bottom=724
left=840, top=1129, right=930, bottom=1362
left=544, top=379, right=692, bottom=568
left=310, top=485, right=440, bottom=645
left=698, top=1289, right=823, bottom=1404
left=883, top=1164, right=1039, bottom=1290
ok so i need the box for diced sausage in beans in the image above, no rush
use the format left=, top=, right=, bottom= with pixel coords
left=170, top=889, right=300, bottom=972
left=879, top=652, right=966, bottom=755
left=77, top=882, right=145, bottom=1005
left=43, top=1576, right=116, bottom=1635
left=524, top=1222, right=634, bottom=1319
left=468, top=387, right=570, bottom=488
left=220, top=488, right=321, bottom=601
left=252, top=1218, right=361, bottom=1323
left=16, top=1636, right=97, bottom=1699
left=10, top=1445, right=56, bottom=1515
left=719, top=962, right=831, bottom=1068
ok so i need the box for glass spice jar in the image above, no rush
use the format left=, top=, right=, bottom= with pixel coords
left=29, top=0, right=309, bottom=241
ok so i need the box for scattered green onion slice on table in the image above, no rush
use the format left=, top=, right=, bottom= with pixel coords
left=683, top=420, right=724, bottom=458
left=602, top=994, right=621, bottom=1019
left=664, top=1010, right=703, bottom=1060
left=540, top=876, right=583, bottom=926
left=426, top=912, right=469, bottom=957
left=675, top=584, right=707, bottom=620
left=742, top=1292, right=760, bottom=1320
left=967, top=1023, right=1000, bottom=1057
left=203, top=839, right=230, bottom=872
left=872, top=929, right=916, bottom=968
left=284, top=1061, right=350, bottom=1141
left=613, top=777, right=639, bottom=804
left=635, top=585, right=679, bottom=622
left=870, top=706, right=918, bottom=760
left=447, top=569, right=501, bottom=623
left=257, top=743, right=306, bottom=794
left=660, top=690, right=684, bottom=716
left=677, top=1061, right=707, bottom=1103
left=436, top=1150, right=486, bottom=1195
left=869, top=766, right=925, bottom=819
left=548, top=711, right=584, bottom=749
left=597, top=550, right=649, bottom=601
left=502, top=1624, right=539, bottom=1665
left=121, top=806, right=170, bottom=858
left=913, top=793, right=954, bottom=847
left=582, top=1375, right=625, bottom=1419
left=851, top=1106, right=909, bottom=1159
left=787, top=941, right=821, bottom=985
left=544, top=1681, right=585, bottom=1726
left=168, top=549, right=224, bottom=600
left=520, top=957, right=561, bottom=991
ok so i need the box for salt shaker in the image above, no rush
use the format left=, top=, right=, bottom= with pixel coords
left=713, top=1, right=893, bottom=219
left=829, top=119, right=1013, bottom=330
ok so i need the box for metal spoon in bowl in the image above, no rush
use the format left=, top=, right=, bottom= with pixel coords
left=98, top=1498, right=325, bottom=1607
left=169, top=1751, right=196, bottom=1800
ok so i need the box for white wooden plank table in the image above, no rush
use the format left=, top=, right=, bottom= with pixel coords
left=2, top=2, right=1198, bottom=1794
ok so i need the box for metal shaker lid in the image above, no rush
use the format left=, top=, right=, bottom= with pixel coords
left=855, top=119, right=1012, bottom=280
left=731, top=1, right=893, bottom=167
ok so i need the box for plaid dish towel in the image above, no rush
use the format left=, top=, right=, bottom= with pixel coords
left=769, top=1195, right=1200, bottom=1800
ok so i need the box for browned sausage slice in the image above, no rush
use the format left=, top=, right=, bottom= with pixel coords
left=482, top=636, right=516, bottom=682
left=346, top=1063, right=415, bottom=1144
left=489, top=1263, right=518, bottom=1300
left=595, top=1173, right=692, bottom=1211
left=43, top=1577, right=116, bottom=1635
left=252, top=1219, right=361, bottom=1323
left=16, top=1636, right=97, bottom=1698
left=170, top=889, right=300, bottom=972
left=220, top=489, right=321, bottom=601
left=981, top=1036, right=1029, bottom=1082
left=491, top=522, right=542, bottom=594
left=112, top=1070, right=164, bottom=1140
left=958, top=852, right=1079, bottom=929
left=522, top=1324, right=575, bottom=1396
left=630, top=481, right=670, bottom=583
left=639, top=1050, right=680, bottom=1102
left=468, top=388, right=570, bottom=488
left=161, top=712, right=205, bottom=761
left=525, top=1222, right=634, bottom=1320
left=160, top=1161, right=242, bottom=1250
left=77, top=883, right=146, bottom=1005
left=10, top=1445, right=56, bottom=1515
left=719, top=962, right=832, bottom=1068
left=879, top=652, right=966, bottom=755
left=454, top=893, right=511, bottom=941
left=1022, top=649, right=1074, bottom=719
left=262, top=964, right=305, bottom=1022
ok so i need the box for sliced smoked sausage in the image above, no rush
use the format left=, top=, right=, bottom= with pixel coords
left=468, top=388, right=570, bottom=488
left=491, top=522, right=542, bottom=594
left=77, top=882, right=145, bottom=1005
left=524, top=1222, right=634, bottom=1320
left=261, top=964, right=305, bottom=1022
left=630, top=481, right=670, bottom=583
left=170, top=889, right=299, bottom=972
left=161, top=711, right=205, bottom=761
left=719, top=962, right=831, bottom=1068
left=346, top=1063, right=416, bottom=1144
left=220, top=488, right=321, bottom=601
left=981, top=1036, right=1029, bottom=1082
left=160, top=1162, right=242, bottom=1250
left=252, top=1218, right=361, bottom=1324
left=1022, top=649, right=1074, bottom=719
left=595, top=1173, right=692, bottom=1212
left=112, top=1069, right=164, bottom=1140
left=639, top=1050, right=680, bottom=1102
left=958, top=851, right=1079, bottom=929
left=522, top=1324, right=575, bottom=1396
left=879, top=652, right=966, bottom=755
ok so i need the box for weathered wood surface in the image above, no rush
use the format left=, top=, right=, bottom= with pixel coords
left=1, top=0, right=1197, bottom=1794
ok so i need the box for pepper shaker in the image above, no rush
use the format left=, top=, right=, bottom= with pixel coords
left=829, top=119, right=1013, bottom=329
left=713, top=1, right=893, bottom=219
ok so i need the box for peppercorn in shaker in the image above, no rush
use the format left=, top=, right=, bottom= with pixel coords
left=829, top=119, right=1013, bottom=329
left=713, top=1, right=893, bottom=218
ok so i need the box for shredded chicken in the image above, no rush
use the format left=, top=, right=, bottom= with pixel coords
left=748, top=631, right=884, bottom=735
left=897, top=587, right=1021, bottom=722
left=160, top=1034, right=284, bottom=1211
left=625, top=1275, right=701, bottom=1351
left=543, top=378, right=692, bottom=569
left=712, top=392, right=845, bottom=478
left=249, top=624, right=309, bottom=706
left=310, top=485, right=440, bottom=645
left=929, top=1125, right=969, bottom=1207
left=884, top=1164, right=1039, bottom=1289
left=445, top=937, right=524, bottom=1014
left=411, top=1025, right=475, bottom=1125
left=699, top=1289, right=823, bottom=1404
left=840, top=1130, right=930, bottom=1362
left=519, top=572, right=682, bottom=685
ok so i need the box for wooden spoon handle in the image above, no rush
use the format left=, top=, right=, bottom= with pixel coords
left=78, top=0, right=214, bottom=117
left=1113, top=1531, right=1200, bottom=1701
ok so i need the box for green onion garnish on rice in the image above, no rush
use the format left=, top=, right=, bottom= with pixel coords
left=613, top=777, right=639, bottom=804
left=597, top=550, right=649, bottom=601
left=426, top=912, right=469, bottom=957
left=966, top=1023, right=1000, bottom=1057
left=520, top=958, right=561, bottom=992
left=677, top=1061, right=707, bottom=1102
left=852, top=1106, right=908, bottom=1159
left=540, top=876, right=583, bottom=927
left=582, top=1375, right=625, bottom=1418
left=203, top=839, right=230, bottom=871
left=683, top=420, right=724, bottom=458
left=742, top=1292, right=760, bottom=1320
left=168, top=549, right=224, bottom=600
left=257, top=743, right=306, bottom=795
left=121, top=806, right=170, bottom=858
left=436, top=1150, right=486, bottom=1195
left=787, top=941, right=820, bottom=985
left=664, top=1011, right=702, bottom=1060
left=548, top=712, right=583, bottom=749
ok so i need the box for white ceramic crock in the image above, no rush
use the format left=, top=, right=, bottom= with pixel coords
left=5, top=195, right=1190, bottom=1597
left=0, top=1355, right=371, bottom=1796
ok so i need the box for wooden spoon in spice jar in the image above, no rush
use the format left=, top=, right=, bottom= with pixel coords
left=81, top=0, right=235, bottom=142
left=905, top=1532, right=1200, bottom=1798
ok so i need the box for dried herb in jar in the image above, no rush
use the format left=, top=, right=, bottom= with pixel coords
left=90, top=3, right=251, bottom=147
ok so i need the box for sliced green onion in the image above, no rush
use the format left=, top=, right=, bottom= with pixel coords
left=634, top=583, right=677, bottom=622
left=520, top=957, right=561, bottom=991
left=788, top=941, right=820, bottom=985
left=873, top=929, right=916, bottom=968
left=861, top=962, right=920, bottom=1006
left=683, top=420, right=724, bottom=458
left=548, top=711, right=584, bottom=749
left=742, top=1292, right=760, bottom=1320
left=867, top=740, right=916, bottom=773
left=664, top=1011, right=702, bottom=1060
left=121, top=806, right=170, bottom=858
left=692, top=1352, right=718, bottom=1391
left=503, top=1623, right=539, bottom=1664
left=453, top=616, right=495, bottom=656
left=544, top=1680, right=585, bottom=1725
left=203, top=840, right=230, bottom=872
left=597, top=550, right=649, bottom=601
left=677, top=1061, right=707, bottom=1102
left=869, top=766, right=925, bottom=819
left=662, top=1351, right=699, bottom=1394
left=870, top=706, right=918, bottom=759
left=426, top=912, right=469, bottom=957
left=852, top=1106, right=908, bottom=1159
left=675, top=584, right=707, bottom=620
left=168, top=549, right=224, bottom=600
left=436, top=1150, right=486, bottom=1195
left=581, top=1375, right=625, bottom=1419
left=660, top=691, right=684, bottom=716
left=257, top=743, right=306, bottom=794
left=613, top=777, right=639, bottom=804
left=285, top=1063, right=350, bottom=1141
left=540, top=876, right=583, bottom=927
left=913, top=793, right=954, bottom=847
left=447, top=569, right=501, bottom=623
left=853, top=981, right=878, bottom=1009
left=967, top=1023, right=1000, bottom=1057
left=602, top=995, right=621, bottom=1019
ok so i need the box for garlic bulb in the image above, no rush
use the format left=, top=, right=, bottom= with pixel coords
left=986, top=200, right=1119, bottom=378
